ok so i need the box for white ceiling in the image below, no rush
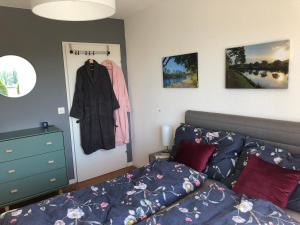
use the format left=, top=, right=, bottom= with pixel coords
left=0, top=0, right=160, bottom=19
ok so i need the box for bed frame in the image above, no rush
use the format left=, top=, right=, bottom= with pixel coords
left=185, top=110, right=300, bottom=154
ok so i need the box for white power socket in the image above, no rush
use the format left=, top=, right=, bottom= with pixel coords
left=58, top=107, right=65, bottom=115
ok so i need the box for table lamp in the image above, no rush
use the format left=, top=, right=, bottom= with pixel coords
left=161, top=125, right=173, bottom=152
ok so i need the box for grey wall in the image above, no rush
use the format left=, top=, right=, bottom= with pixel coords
left=0, top=6, right=132, bottom=180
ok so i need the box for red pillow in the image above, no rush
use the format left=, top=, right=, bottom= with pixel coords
left=233, top=155, right=300, bottom=208
left=175, top=140, right=216, bottom=172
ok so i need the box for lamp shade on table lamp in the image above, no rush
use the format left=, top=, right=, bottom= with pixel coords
left=161, top=125, right=173, bottom=150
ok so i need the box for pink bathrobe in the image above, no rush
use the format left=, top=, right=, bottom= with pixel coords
left=102, top=60, right=131, bottom=145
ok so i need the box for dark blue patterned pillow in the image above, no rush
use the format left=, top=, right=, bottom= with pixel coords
left=288, top=184, right=300, bottom=211
left=172, top=124, right=245, bottom=182
left=241, top=138, right=300, bottom=170
left=226, top=137, right=300, bottom=211
left=202, top=130, right=245, bottom=181
left=223, top=148, right=252, bottom=188
left=171, top=124, right=205, bottom=159
left=287, top=154, right=300, bottom=212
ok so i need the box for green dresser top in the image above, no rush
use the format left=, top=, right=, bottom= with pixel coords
left=0, top=126, right=62, bottom=142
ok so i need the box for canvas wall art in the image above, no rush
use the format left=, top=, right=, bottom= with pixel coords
left=162, top=52, right=198, bottom=88
left=226, top=40, right=290, bottom=89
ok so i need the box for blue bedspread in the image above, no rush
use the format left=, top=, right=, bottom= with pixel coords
left=140, top=182, right=299, bottom=225
left=0, top=161, right=206, bottom=225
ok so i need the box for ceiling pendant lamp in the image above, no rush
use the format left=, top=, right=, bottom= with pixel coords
left=31, top=0, right=116, bottom=21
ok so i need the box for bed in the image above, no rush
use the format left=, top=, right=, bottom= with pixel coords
left=1, top=110, right=300, bottom=225
left=0, top=160, right=206, bottom=225
left=183, top=110, right=300, bottom=223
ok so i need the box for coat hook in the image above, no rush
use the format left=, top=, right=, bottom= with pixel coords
left=106, top=45, right=110, bottom=56
left=69, top=43, right=74, bottom=54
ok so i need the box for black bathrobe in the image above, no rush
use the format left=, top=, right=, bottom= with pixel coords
left=70, top=60, right=120, bottom=154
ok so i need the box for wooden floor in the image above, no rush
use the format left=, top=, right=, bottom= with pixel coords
left=0, top=166, right=136, bottom=214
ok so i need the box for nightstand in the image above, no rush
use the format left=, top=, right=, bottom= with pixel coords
left=149, top=151, right=171, bottom=163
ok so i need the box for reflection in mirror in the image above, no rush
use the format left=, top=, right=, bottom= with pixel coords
left=0, top=55, right=36, bottom=98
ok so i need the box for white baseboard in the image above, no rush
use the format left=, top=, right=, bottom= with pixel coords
left=127, top=162, right=134, bottom=167
left=68, top=179, right=77, bottom=185
left=68, top=163, right=135, bottom=185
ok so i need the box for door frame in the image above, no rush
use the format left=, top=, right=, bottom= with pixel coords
left=62, top=41, right=128, bottom=184
left=62, top=41, right=79, bottom=184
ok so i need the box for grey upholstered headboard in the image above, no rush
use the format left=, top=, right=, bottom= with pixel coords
left=185, top=110, right=300, bottom=154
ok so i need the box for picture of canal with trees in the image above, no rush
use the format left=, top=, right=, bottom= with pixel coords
left=163, top=52, right=198, bottom=88
left=226, top=40, right=289, bottom=89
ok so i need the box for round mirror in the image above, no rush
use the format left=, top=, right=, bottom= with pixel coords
left=0, top=55, right=37, bottom=98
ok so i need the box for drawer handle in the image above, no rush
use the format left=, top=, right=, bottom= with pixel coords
left=48, top=160, right=55, bottom=164
left=8, top=169, right=16, bottom=174
left=10, top=189, right=18, bottom=194
left=5, top=149, right=13, bottom=153
left=46, top=141, right=53, bottom=145
left=50, top=178, right=57, bottom=183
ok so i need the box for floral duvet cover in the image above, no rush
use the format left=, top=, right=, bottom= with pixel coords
left=0, top=161, right=206, bottom=225
left=140, top=182, right=299, bottom=225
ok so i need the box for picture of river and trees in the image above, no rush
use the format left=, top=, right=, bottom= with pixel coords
left=226, top=40, right=289, bottom=89
left=163, top=53, right=198, bottom=88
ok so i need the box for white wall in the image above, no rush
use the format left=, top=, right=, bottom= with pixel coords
left=125, top=0, right=300, bottom=167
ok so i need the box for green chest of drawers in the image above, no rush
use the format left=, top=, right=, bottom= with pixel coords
left=0, top=126, right=68, bottom=208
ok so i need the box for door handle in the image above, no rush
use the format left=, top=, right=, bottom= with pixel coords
left=46, top=141, right=53, bottom=145
left=5, top=149, right=13, bottom=153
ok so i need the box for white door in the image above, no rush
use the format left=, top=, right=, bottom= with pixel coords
left=62, top=42, right=128, bottom=182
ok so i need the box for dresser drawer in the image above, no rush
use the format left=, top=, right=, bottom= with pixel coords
left=0, top=150, right=66, bottom=184
left=0, top=132, right=64, bottom=163
left=0, top=168, right=68, bottom=206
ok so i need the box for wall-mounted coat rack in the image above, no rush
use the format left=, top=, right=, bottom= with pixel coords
left=69, top=44, right=111, bottom=56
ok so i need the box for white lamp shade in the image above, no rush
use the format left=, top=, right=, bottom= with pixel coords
left=31, top=0, right=116, bottom=21
left=161, top=125, right=173, bottom=147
